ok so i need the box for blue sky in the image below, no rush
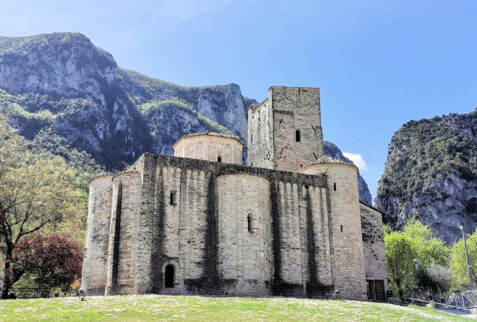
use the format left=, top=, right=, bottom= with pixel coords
left=1, top=0, right=476, bottom=200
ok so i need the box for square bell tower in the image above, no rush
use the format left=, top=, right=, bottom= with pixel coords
left=247, top=86, right=324, bottom=172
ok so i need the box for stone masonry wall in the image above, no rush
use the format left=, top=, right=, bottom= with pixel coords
left=272, top=87, right=324, bottom=171
left=326, top=165, right=367, bottom=300
left=82, top=175, right=113, bottom=295
left=299, top=163, right=367, bottom=300
left=360, top=203, right=388, bottom=291
left=217, top=174, right=272, bottom=296
left=174, top=135, right=243, bottom=165
left=133, top=153, right=334, bottom=297
left=303, top=185, right=334, bottom=295
left=105, top=171, right=142, bottom=295
left=132, top=154, right=156, bottom=294
left=247, top=97, right=274, bottom=169
left=270, top=181, right=334, bottom=297
left=84, top=153, right=371, bottom=300
left=248, top=87, right=324, bottom=172
left=276, top=181, right=303, bottom=288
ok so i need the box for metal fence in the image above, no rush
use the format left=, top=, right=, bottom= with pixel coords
left=448, top=291, right=476, bottom=309
left=404, top=289, right=477, bottom=310
left=8, top=288, right=78, bottom=299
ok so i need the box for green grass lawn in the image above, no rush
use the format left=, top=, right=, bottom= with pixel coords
left=0, top=295, right=471, bottom=321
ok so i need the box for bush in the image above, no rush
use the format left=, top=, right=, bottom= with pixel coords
left=13, top=235, right=83, bottom=293
left=415, top=264, right=452, bottom=293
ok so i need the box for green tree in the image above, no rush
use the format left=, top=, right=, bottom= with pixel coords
left=451, top=231, right=477, bottom=290
left=385, top=231, right=417, bottom=299
left=402, top=221, right=450, bottom=267
left=0, top=116, right=85, bottom=298
left=384, top=220, right=451, bottom=298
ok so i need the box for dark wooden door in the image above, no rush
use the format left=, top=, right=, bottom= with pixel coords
left=367, top=280, right=374, bottom=299
left=375, top=280, right=385, bottom=301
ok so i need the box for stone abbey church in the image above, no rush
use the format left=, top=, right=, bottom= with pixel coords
left=82, top=87, right=388, bottom=300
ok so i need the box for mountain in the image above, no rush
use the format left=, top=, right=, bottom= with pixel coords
left=0, top=32, right=373, bottom=203
left=375, top=109, right=477, bottom=243
left=0, top=33, right=252, bottom=170
left=119, top=69, right=252, bottom=157
left=0, top=33, right=151, bottom=169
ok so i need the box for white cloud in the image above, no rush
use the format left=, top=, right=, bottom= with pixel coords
left=343, top=152, right=368, bottom=172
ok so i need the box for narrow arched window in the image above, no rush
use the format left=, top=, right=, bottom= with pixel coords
left=248, top=213, right=253, bottom=233
left=165, top=264, right=175, bottom=288
left=247, top=211, right=257, bottom=234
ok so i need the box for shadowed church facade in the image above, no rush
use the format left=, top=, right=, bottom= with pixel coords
left=81, top=87, right=388, bottom=300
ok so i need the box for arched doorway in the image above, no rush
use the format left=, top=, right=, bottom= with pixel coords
left=165, top=264, right=175, bottom=288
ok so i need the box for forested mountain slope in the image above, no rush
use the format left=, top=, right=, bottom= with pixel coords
left=376, top=109, right=477, bottom=243
left=0, top=33, right=252, bottom=170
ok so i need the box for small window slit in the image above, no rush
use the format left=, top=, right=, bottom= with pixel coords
left=170, top=191, right=177, bottom=205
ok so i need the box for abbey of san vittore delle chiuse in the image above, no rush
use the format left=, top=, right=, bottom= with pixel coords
left=81, top=87, right=388, bottom=300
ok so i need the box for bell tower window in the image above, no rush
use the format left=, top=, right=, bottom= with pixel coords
left=296, top=130, right=301, bottom=142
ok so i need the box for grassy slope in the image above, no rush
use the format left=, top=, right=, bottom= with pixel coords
left=0, top=295, right=469, bottom=321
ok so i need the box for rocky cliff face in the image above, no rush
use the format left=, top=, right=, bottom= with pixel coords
left=119, top=69, right=251, bottom=156
left=323, top=141, right=372, bottom=204
left=0, top=33, right=252, bottom=169
left=375, top=110, right=477, bottom=243
left=0, top=33, right=114, bottom=97
left=0, top=33, right=151, bottom=169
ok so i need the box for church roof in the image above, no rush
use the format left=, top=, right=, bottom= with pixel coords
left=173, top=130, right=243, bottom=147
left=303, top=155, right=357, bottom=168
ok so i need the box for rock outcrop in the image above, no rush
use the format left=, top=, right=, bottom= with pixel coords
left=0, top=33, right=151, bottom=169
left=119, top=69, right=251, bottom=156
left=0, top=33, right=253, bottom=169
left=375, top=109, right=477, bottom=243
